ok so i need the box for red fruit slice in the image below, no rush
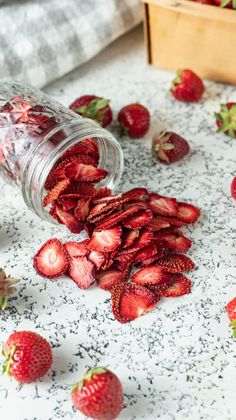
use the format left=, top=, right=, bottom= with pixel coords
left=149, top=193, right=178, bottom=217
left=118, top=228, right=153, bottom=255
left=33, top=238, right=69, bottom=278
left=61, top=138, right=99, bottom=162
left=43, top=179, right=71, bottom=207
left=57, top=194, right=81, bottom=211
left=100, top=252, right=116, bottom=271
left=97, top=267, right=130, bottom=291
left=65, top=163, right=108, bottom=183
left=122, top=209, right=153, bottom=229
left=162, top=274, right=191, bottom=297
left=92, top=194, right=119, bottom=205
left=131, top=265, right=173, bottom=285
left=74, top=197, right=91, bottom=221
left=148, top=216, right=186, bottom=231
left=49, top=204, right=84, bottom=234
left=93, top=186, right=112, bottom=199
left=84, top=222, right=94, bottom=238
left=157, top=254, right=195, bottom=273
left=95, top=206, right=142, bottom=231
left=69, top=256, right=96, bottom=289
left=115, top=252, right=136, bottom=270
left=133, top=242, right=158, bottom=264
left=88, top=202, right=107, bottom=219
left=88, top=226, right=122, bottom=253
left=65, top=240, right=89, bottom=258
left=44, top=156, right=77, bottom=190
left=154, top=230, right=192, bottom=253
left=121, top=229, right=140, bottom=249
left=139, top=252, right=165, bottom=267
left=177, top=202, right=201, bottom=223
left=63, top=182, right=96, bottom=197
left=87, top=199, right=127, bottom=223
left=88, top=250, right=106, bottom=270
left=112, top=283, right=157, bottom=323
left=122, top=188, right=149, bottom=201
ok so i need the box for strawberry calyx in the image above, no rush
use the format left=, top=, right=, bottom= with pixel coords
left=0, top=268, right=20, bottom=311
left=1, top=342, right=16, bottom=376
left=72, top=366, right=107, bottom=392
left=221, top=0, right=236, bottom=7
left=74, top=98, right=110, bottom=123
left=152, top=131, right=175, bottom=163
left=230, top=319, right=236, bottom=338
left=215, top=103, right=236, bottom=138
left=171, top=69, right=182, bottom=89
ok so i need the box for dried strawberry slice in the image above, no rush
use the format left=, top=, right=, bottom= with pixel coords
left=91, top=194, right=123, bottom=206
left=122, top=208, right=153, bottom=229
left=69, top=255, right=96, bottom=289
left=131, top=265, right=173, bottom=285
left=112, top=282, right=157, bottom=323
left=148, top=215, right=186, bottom=231
left=65, top=240, right=89, bottom=258
left=118, top=228, right=153, bottom=255
left=149, top=193, right=178, bottom=217
left=88, top=225, right=122, bottom=253
left=100, top=253, right=116, bottom=271
left=176, top=202, right=201, bottom=223
left=162, top=273, right=191, bottom=297
left=154, top=230, right=192, bottom=253
left=74, top=197, right=91, bottom=221
left=49, top=203, right=84, bottom=234
left=57, top=194, right=81, bottom=211
left=122, top=188, right=149, bottom=201
left=63, top=182, right=96, bottom=197
left=33, top=238, right=69, bottom=279
left=133, top=242, right=164, bottom=265
left=88, top=250, right=106, bottom=270
left=84, top=222, right=94, bottom=238
left=87, top=199, right=128, bottom=223
left=94, top=206, right=142, bottom=231
left=157, top=254, right=195, bottom=273
left=43, top=179, right=71, bottom=207
left=44, top=156, right=78, bottom=190
left=139, top=252, right=165, bottom=267
left=97, top=266, right=130, bottom=291
left=114, top=252, right=136, bottom=270
left=61, top=138, right=99, bottom=162
left=65, top=162, right=108, bottom=183
left=93, top=186, right=112, bottom=199
left=121, top=229, right=140, bottom=249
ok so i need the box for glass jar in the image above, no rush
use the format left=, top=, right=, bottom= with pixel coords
left=0, top=81, right=123, bottom=224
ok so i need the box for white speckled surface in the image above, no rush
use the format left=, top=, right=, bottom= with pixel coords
left=0, top=26, right=235, bottom=420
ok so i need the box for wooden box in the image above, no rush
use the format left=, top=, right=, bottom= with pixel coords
left=142, top=0, right=236, bottom=85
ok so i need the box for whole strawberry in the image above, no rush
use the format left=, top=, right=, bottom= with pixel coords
left=71, top=366, right=123, bottom=419
left=231, top=177, right=236, bottom=200
left=215, top=103, right=236, bottom=138
left=171, top=69, right=205, bottom=102
left=2, top=331, right=53, bottom=383
left=118, top=103, right=150, bottom=138
left=69, top=95, right=112, bottom=127
left=226, top=297, right=236, bottom=337
left=152, top=131, right=190, bottom=164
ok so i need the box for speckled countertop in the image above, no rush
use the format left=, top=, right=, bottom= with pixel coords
left=0, top=26, right=235, bottom=420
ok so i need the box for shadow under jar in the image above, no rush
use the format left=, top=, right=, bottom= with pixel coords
left=0, top=81, right=124, bottom=225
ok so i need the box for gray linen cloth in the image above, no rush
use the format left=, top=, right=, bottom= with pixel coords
left=0, top=0, right=142, bottom=87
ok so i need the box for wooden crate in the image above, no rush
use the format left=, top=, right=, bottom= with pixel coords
left=142, top=0, right=236, bottom=85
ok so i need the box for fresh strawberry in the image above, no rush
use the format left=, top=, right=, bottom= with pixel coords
left=112, top=282, right=157, bottom=323
left=64, top=240, right=89, bottom=258
left=122, top=208, right=153, bottom=229
left=88, top=226, right=122, bottom=253
left=194, top=0, right=214, bottom=4
left=69, top=95, right=112, bottom=127
left=118, top=103, right=150, bottom=138
left=226, top=297, right=236, bottom=338
left=177, top=202, right=201, bottom=223
left=171, top=69, right=205, bottom=102
left=2, top=331, right=52, bottom=383
left=69, top=256, right=96, bottom=289
left=97, top=267, right=130, bottom=291
left=71, top=367, right=123, bottom=419
left=152, top=131, right=190, bottom=164
left=49, top=203, right=84, bottom=234
left=0, top=267, right=20, bottom=311
left=131, top=265, right=173, bottom=285
left=157, top=254, right=195, bottom=273
left=215, top=103, right=236, bottom=138
left=33, top=239, right=69, bottom=278
left=43, top=179, right=71, bottom=207
left=65, top=162, right=108, bottom=183
left=74, top=197, right=91, bottom=221
left=231, top=177, right=236, bottom=200
left=162, top=274, right=191, bottom=297
left=88, top=250, right=106, bottom=270
left=149, top=193, right=178, bottom=216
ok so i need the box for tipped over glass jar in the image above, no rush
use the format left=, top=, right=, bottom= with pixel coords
left=0, top=81, right=123, bottom=229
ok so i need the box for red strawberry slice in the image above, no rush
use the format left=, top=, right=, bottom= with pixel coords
left=97, top=267, right=130, bottom=291
left=57, top=194, right=81, bottom=211
left=43, top=179, right=71, bottom=207
left=149, top=193, right=178, bottom=217
left=84, top=222, right=94, bottom=238
left=131, top=265, right=173, bottom=285
left=74, top=197, right=91, bottom=221
left=122, top=209, right=153, bottom=229
left=94, top=206, right=142, bottom=231
left=88, top=226, right=122, bottom=253
left=63, top=182, right=96, bottom=197
left=33, top=239, right=69, bottom=279
left=87, top=200, right=127, bottom=223
left=177, top=202, right=201, bottom=223
left=122, top=188, right=149, bottom=201
left=65, top=240, right=89, bottom=258
left=69, top=256, right=96, bottom=289
left=61, top=138, right=99, bottom=162
left=162, top=274, right=191, bottom=297
left=87, top=202, right=107, bottom=219
left=139, top=251, right=166, bottom=267
left=115, top=252, right=136, bottom=270
left=121, top=229, right=140, bottom=249
left=44, top=156, right=77, bottom=190
left=148, top=216, right=186, bottom=230
left=100, top=255, right=115, bottom=271
left=65, top=163, right=108, bottom=183
left=154, top=230, right=192, bottom=253
left=133, top=242, right=158, bottom=265
left=92, top=194, right=120, bottom=205
left=226, top=297, right=236, bottom=322
left=112, top=282, right=157, bottom=323
left=49, top=204, right=84, bottom=234
left=118, top=228, right=153, bottom=255
left=157, top=254, right=195, bottom=273
left=88, top=250, right=106, bottom=270
left=93, top=186, right=112, bottom=199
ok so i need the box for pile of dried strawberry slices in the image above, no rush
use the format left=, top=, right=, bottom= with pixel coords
left=34, top=138, right=200, bottom=324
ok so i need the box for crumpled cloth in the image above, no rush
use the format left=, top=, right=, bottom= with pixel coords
left=0, top=0, right=142, bottom=88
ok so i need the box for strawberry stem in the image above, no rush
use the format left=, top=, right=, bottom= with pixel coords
left=1, top=343, right=16, bottom=377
